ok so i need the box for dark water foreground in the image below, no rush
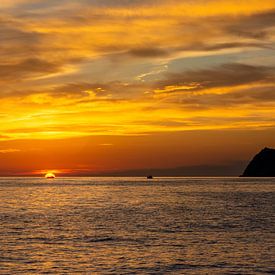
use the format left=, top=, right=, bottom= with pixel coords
left=0, top=177, right=274, bottom=274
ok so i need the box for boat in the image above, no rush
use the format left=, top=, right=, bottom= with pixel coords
left=147, top=175, right=153, bottom=179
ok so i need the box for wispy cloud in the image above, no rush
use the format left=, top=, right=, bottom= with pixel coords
left=0, top=148, right=21, bottom=153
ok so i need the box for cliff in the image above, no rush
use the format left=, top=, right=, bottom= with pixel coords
left=241, top=147, right=275, bottom=177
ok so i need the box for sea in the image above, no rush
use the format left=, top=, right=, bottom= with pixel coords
left=0, top=177, right=274, bottom=274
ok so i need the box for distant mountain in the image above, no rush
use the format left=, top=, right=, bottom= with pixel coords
left=97, top=162, right=245, bottom=177
left=241, top=148, right=275, bottom=177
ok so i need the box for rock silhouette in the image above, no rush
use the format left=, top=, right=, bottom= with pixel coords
left=241, top=147, right=275, bottom=177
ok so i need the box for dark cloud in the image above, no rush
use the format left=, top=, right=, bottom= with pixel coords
left=156, top=63, right=274, bottom=92
left=225, top=10, right=275, bottom=39
left=0, top=79, right=146, bottom=101
left=128, top=47, right=169, bottom=57
left=82, top=0, right=166, bottom=7
left=163, top=85, right=275, bottom=110
left=48, top=83, right=107, bottom=98
left=192, top=42, right=268, bottom=51
left=171, top=10, right=275, bottom=53
left=0, top=58, right=61, bottom=81
left=126, top=41, right=268, bottom=60
left=149, top=63, right=275, bottom=111
left=0, top=18, right=43, bottom=60
left=54, top=81, right=148, bottom=101
left=211, top=85, right=275, bottom=108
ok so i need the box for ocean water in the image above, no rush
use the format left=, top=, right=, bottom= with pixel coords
left=0, top=177, right=274, bottom=274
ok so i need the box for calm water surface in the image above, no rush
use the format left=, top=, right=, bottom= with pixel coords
left=0, top=177, right=274, bottom=274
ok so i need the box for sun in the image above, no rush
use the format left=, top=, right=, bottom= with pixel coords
left=45, top=172, right=56, bottom=179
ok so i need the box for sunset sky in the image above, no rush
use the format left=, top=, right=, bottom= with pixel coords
left=0, top=0, right=275, bottom=176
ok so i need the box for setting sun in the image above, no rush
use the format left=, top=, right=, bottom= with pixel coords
left=45, top=172, right=56, bottom=179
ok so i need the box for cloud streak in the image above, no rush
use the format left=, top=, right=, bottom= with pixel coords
left=0, top=148, right=21, bottom=153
